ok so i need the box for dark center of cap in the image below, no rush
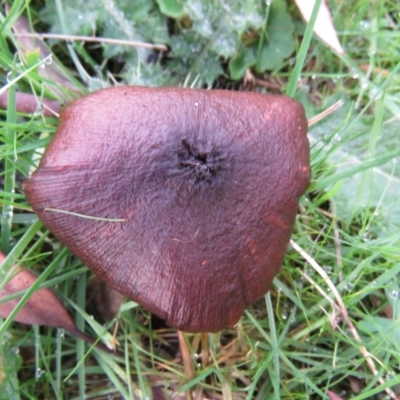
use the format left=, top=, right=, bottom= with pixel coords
left=178, top=139, right=225, bottom=184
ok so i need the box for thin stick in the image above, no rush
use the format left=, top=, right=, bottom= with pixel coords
left=254, top=78, right=282, bottom=90
left=291, top=239, right=399, bottom=400
left=307, top=100, right=344, bottom=127
left=14, top=33, right=168, bottom=52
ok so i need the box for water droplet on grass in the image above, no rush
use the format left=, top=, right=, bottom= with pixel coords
left=36, top=368, right=45, bottom=379
left=2, top=211, right=13, bottom=219
left=45, top=54, right=53, bottom=65
left=334, top=134, right=341, bottom=142
left=323, top=266, right=333, bottom=274
left=294, top=278, right=304, bottom=289
left=359, top=20, right=371, bottom=30
left=360, top=77, right=369, bottom=89
left=33, top=104, right=44, bottom=117
left=389, top=290, right=398, bottom=301
left=385, top=372, right=394, bottom=380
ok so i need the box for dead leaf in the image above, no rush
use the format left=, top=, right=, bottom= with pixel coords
left=327, top=390, right=345, bottom=400
left=359, top=64, right=391, bottom=77
left=348, top=376, right=363, bottom=394
left=0, top=252, right=112, bottom=353
left=0, top=90, right=61, bottom=116
left=7, top=4, right=82, bottom=102
left=295, top=0, right=345, bottom=55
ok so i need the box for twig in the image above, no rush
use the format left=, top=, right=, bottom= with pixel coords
left=14, top=33, right=168, bottom=52
left=291, top=239, right=399, bottom=400
left=254, top=78, right=282, bottom=90
left=243, top=69, right=283, bottom=90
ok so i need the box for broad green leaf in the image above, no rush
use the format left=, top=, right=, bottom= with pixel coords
left=40, top=0, right=165, bottom=56
left=358, top=316, right=400, bottom=351
left=117, top=0, right=154, bottom=21
left=168, top=31, right=223, bottom=87
left=0, top=341, right=22, bottom=400
left=256, top=0, right=295, bottom=72
left=183, top=0, right=264, bottom=58
left=229, top=46, right=256, bottom=80
left=24, top=49, right=40, bottom=71
left=40, top=0, right=99, bottom=35
left=156, top=0, right=185, bottom=18
left=102, top=0, right=166, bottom=59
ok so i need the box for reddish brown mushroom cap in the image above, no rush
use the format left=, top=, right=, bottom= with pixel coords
left=24, top=87, right=310, bottom=333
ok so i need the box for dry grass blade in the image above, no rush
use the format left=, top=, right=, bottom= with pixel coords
left=9, top=8, right=81, bottom=100
left=307, top=100, right=344, bottom=127
left=15, top=33, right=168, bottom=52
left=290, top=239, right=399, bottom=400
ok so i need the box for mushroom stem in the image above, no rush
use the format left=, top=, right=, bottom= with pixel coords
left=178, top=330, right=195, bottom=381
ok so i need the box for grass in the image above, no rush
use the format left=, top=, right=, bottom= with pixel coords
left=1, top=0, right=400, bottom=399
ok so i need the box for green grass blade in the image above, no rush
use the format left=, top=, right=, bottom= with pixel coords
left=286, top=0, right=322, bottom=97
left=265, top=292, right=280, bottom=398
left=1, top=84, right=16, bottom=254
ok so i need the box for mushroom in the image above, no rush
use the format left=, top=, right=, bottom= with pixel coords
left=24, top=87, right=310, bottom=333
